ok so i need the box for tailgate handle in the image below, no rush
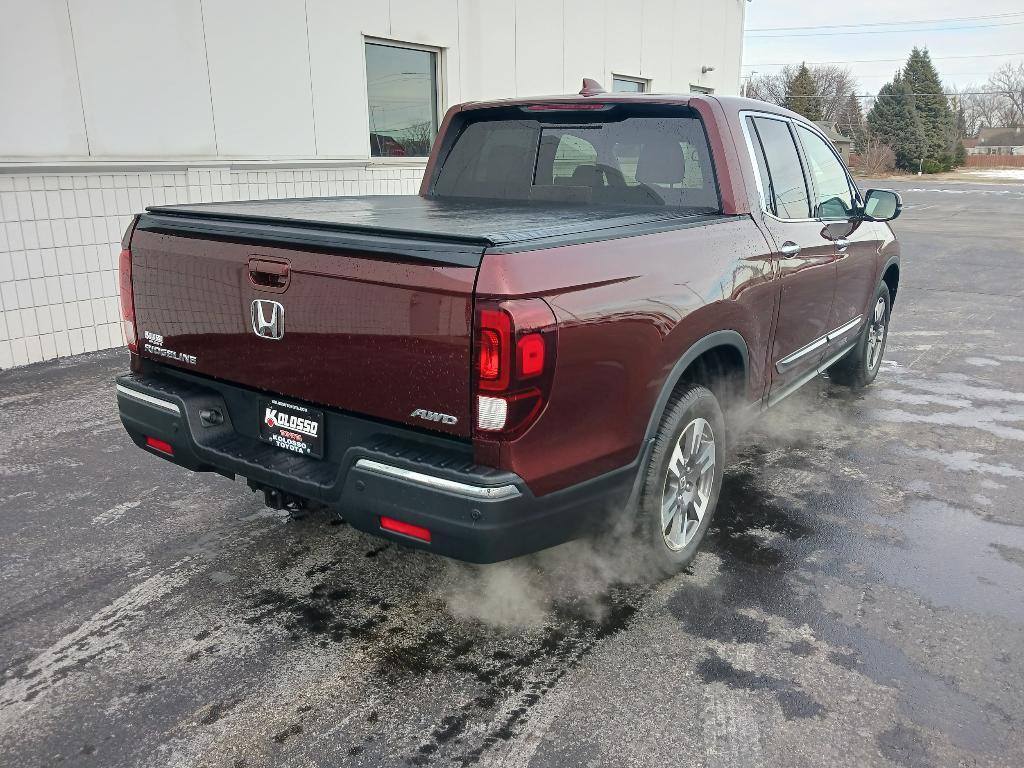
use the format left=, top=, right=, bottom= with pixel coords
left=248, top=258, right=290, bottom=291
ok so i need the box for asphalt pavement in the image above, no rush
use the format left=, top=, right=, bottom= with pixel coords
left=1, top=177, right=1023, bottom=767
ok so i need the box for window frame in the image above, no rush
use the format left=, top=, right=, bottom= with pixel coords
left=363, top=37, right=445, bottom=159
left=746, top=118, right=778, bottom=217
left=739, top=109, right=862, bottom=223
left=611, top=74, right=650, bottom=93
left=792, top=122, right=860, bottom=221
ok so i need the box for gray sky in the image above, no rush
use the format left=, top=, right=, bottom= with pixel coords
left=742, top=1, right=1024, bottom=96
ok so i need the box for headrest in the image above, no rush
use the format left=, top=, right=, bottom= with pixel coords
left=570, top=165, right=599, bottom=186
left=636, top=140, right=686, bottom=185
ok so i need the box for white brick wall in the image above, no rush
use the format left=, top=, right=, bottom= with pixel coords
left=0, top=163, right=425, bottom=369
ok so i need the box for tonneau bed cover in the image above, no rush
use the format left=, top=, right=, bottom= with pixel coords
left=140, top=196, right=723, bottom=264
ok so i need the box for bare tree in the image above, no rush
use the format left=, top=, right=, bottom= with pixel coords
left=948, top=63, right=1024, bottom=133
left=745, top=64, right=862, bottom=136
left=745, top=69, right=790, bottom=104
left=948, top=84, right=985, bottom=135
left=859, top=136, right=896, bottom=176
left=813, top=65, right=858, bottom=122
left=397, top=121, right=435, bottom=156
left=988, top=62, right=1024, bottom=127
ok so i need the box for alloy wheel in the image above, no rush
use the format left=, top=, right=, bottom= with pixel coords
left=867, top=296, right=888, bottom=370
left=661, top=417, right=716, bottom=551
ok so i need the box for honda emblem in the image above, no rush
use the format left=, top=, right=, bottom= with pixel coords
left=251, top=299, right=285, bottom=340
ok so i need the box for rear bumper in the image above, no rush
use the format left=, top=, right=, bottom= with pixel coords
left=116, top=369, right=635, bottom=563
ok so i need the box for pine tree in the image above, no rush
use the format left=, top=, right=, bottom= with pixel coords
left=836, top=93, right=867, bottom=154
left=954, top=140, right=967, bottom=167
left=902, top=47, right=955, bottom=163
left=867, top=74, right=926, bottom=171
left=954, top=100, right=968, bottom=140
left=784, top=64, right=823, bottom=122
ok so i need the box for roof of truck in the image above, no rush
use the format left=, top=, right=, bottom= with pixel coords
left=460, top=90, right=697, bottom=111
left=454, top=83, right=797, bottom=119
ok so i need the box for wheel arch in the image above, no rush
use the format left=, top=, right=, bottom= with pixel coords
left=642, top=330, right=750, bottom=445
left=881, top=259, right=900, bottom=307
left=622, top=330, right=749, bottom=515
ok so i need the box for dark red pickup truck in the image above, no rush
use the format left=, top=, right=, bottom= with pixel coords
left=116, top=85, right=901, bottom=574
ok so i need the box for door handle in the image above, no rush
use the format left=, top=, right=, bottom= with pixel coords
left=248, top=257, right=290, bottom=291
left=779, top=241, right=801, bottom=257
left=834, top=238, right=850, bottom=252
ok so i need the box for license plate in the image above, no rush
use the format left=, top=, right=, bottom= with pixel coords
left=259, top=398, right=324, bottom=459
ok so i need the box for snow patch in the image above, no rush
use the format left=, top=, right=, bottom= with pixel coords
left=964, top=169, right=1024, bottom=182
left=92, top=500, right=141, bottom=526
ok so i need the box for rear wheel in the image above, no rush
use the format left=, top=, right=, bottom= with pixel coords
left=636, top=384, right=725, bottom=577
left=829, top=283, right=891, bottom=388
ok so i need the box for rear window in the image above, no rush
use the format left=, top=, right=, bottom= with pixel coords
left=431, top=108, right=720, bottom=211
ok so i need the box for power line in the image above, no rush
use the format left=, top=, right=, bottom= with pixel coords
left=746, top=11, right=1024, bottom=33
left=743, top=51, right=1024, bottom=68
left=747, top=20, right=1024, bottom=38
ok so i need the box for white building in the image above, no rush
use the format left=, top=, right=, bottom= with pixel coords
left=0, top=0, right=746, bottom=369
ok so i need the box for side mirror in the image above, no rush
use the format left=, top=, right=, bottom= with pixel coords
left=861, top=189, right=902, bottom=222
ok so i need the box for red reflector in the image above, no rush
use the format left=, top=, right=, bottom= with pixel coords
left=145, top=436, right=173, bottom=455
left=517, top=333, right=545, bottom=377
left=380, top=516, right=432, bottom=543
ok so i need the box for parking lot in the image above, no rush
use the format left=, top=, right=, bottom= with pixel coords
left=1, top=178, right=1022, bottom=767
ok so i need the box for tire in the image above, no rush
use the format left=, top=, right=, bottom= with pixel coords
left=829, top=282, right=891, bottom=388
left=635, top=383, right=726, bottom=577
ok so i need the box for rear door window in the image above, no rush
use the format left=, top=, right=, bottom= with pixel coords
left=750, top=117, right=811, bottom=219
left=432, top=109, right=720, bottom=211
left=795, top=124, right=855, bottom=219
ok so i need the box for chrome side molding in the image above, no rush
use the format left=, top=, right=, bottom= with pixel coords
left=827, top=314, right=863, bottom=341
left=768, top=340, right=858, bottom=407
left=776, top=336, right=827, bottom=373
left=775, top=314, right=863, bottom=374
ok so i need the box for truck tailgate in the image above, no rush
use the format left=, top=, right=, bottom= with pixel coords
left=128, top=219, right=478, bottom=439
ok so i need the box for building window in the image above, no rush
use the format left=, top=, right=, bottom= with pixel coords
left=689, top=85, right=714, bottom=95
left=612, top=75, right=648, bottom=93
left=365, top=41, right=439, bottom=158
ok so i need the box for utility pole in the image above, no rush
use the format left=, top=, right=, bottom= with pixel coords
left=743, top=71, right=757, bottom=98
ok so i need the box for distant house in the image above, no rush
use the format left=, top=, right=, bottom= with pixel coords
left=970, top=126, right=1024, bottom=156
left=814, top=121, right=854, bottom=164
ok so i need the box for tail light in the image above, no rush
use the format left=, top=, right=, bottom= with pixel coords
left=521, top=103, right=611, bottom=112
left=474, top=299, right=557, bottom=437
left=119, top=248, right=137, bottom=352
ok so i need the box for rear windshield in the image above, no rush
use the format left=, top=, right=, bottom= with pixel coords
left=430, top=108, right=720, bottom=211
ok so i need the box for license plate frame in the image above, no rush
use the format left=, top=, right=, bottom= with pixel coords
left=258, top=398, right=324, bottom=459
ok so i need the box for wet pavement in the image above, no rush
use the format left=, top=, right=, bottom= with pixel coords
left=2, top=178, right=1023, bottom=767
